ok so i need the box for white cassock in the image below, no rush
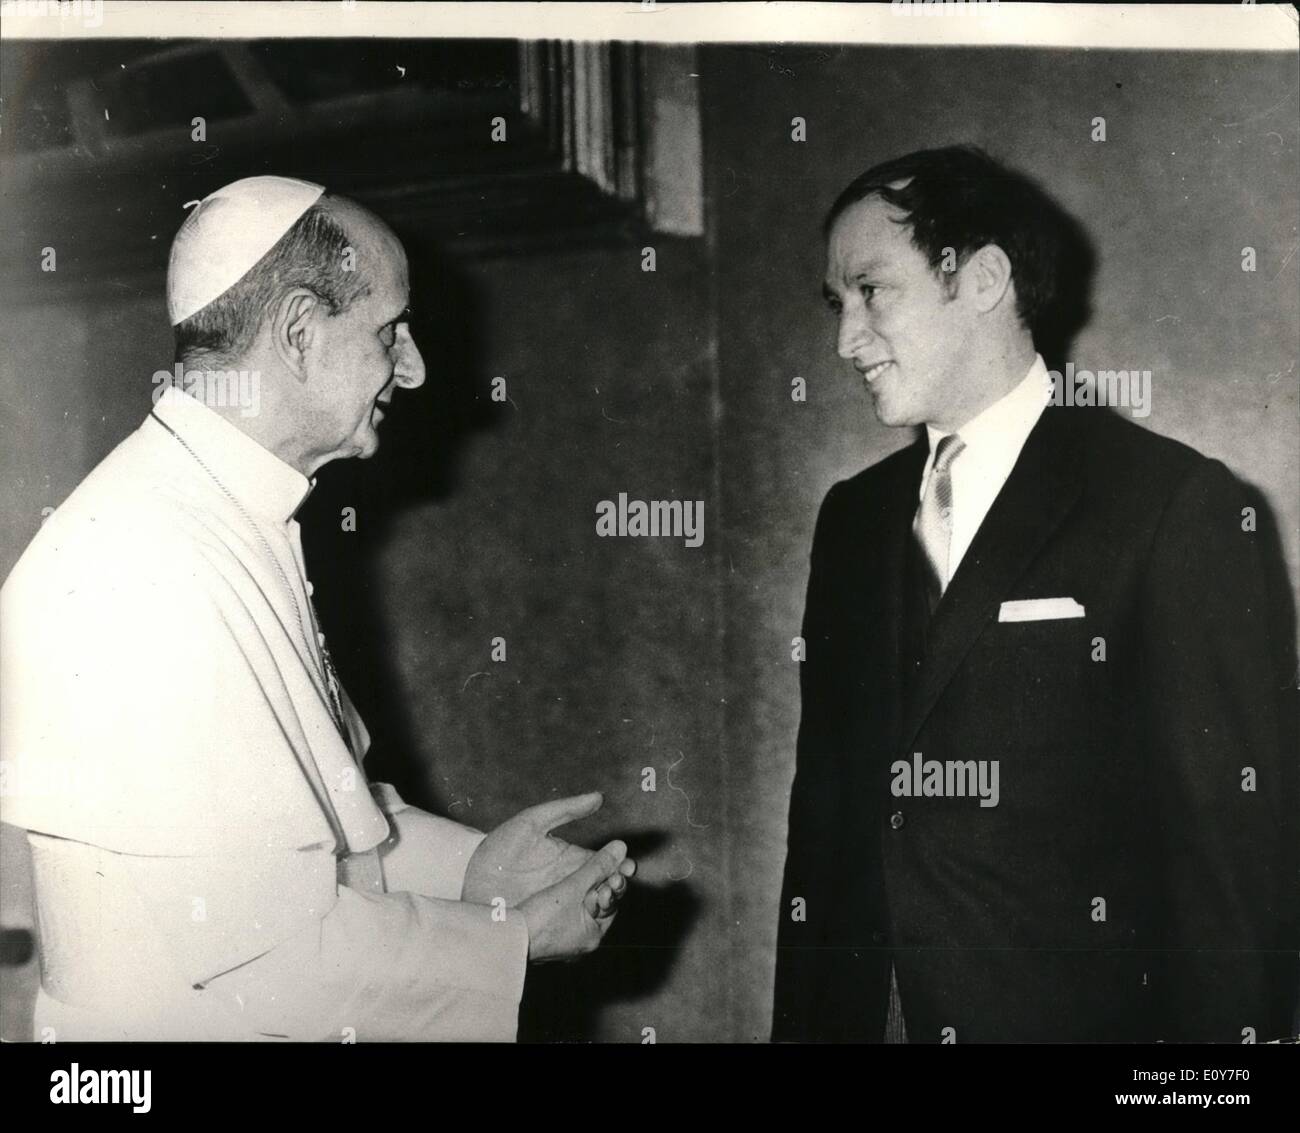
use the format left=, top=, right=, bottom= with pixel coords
left=0, top=388, right=529, bottom=1040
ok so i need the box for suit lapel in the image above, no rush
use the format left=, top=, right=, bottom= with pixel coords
left=864, top=435, right=928, bottom=752
left=896, top=405, right=1084, bottom=755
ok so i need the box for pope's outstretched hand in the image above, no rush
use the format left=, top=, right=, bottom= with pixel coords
left=462, top=792, right=636, bottom=950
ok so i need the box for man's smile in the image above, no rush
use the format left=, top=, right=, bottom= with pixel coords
left=856, top=359, right=894, bottom=384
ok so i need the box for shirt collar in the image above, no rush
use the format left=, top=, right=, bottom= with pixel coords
left=925, top=353, right=1051, bottom=458
left=151, top=388, right=314, bottom=524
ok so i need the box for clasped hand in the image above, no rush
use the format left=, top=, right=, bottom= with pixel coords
left=462, top=792, right=636, bottom=961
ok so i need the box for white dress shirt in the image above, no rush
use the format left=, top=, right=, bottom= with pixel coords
left=917, top=354, right=1052, bottom=588
left=0, top=389, right=528, bottom=1040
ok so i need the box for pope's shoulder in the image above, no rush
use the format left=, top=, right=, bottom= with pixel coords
left=2, top=416, right=220, bottom=605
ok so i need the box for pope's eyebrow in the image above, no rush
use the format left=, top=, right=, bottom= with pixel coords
left=382, top=305, right=412, bottom=327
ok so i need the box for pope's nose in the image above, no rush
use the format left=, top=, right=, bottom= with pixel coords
left=392, top=325, right=426, bottom=390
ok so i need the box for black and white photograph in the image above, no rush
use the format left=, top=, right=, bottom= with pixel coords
left=0, top=0, right=1296, bottom=1113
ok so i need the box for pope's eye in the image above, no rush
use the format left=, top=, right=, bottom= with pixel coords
left=379, top=307, right=412, bottom=349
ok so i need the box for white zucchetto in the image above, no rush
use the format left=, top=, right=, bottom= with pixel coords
left=167, top=175, right=325, bottom=325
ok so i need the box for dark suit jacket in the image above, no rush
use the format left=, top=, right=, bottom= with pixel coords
left=773, top=403, right=1298, bottom=1043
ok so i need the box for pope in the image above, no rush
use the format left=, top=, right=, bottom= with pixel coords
left=0, top=175, right=635, bottom=1041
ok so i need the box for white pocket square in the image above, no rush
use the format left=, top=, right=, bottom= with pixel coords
left=998, top=597, right=1085, bottom=622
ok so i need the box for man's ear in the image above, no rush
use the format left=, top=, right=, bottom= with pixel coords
left=271, top=288, right=322, bottom=381
left=960, top=243, right=1015, bottom=315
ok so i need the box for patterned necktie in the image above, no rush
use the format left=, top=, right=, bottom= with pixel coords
left=912, top=433, right=965, bottom=612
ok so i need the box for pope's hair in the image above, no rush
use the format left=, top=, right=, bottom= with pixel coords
left=172, top=194, right=371, bottom=370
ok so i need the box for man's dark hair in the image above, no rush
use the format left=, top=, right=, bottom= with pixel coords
left=824, top=145, right=1089, bottom=348
left=173, top=196, right=370, bottom=367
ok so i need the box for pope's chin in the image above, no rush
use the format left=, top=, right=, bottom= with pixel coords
left=350, top=418, right=382, bottom=459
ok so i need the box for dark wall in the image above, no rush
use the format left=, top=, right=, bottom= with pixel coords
left=2, top=45, right=1296, bottom=1043
left=302, top=239, right=725, bottom=1042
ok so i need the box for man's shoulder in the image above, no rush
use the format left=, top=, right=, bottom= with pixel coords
left=822, top=434, right=927, bottom=508
left=1066, top=404, right=1207, bottom=471
left=811, top=410, right=1238, bottom=534
left=1057, top=405, right=1238, bottom=511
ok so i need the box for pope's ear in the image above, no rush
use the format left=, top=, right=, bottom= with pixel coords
left=271, top=288, right=323, bottom=379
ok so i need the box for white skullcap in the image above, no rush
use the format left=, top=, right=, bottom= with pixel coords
left=167, top=175, right=326, bottom=325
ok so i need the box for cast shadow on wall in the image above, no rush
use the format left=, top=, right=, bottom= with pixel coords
left=1028, top=169, right=1094, bottom=381
left=300, top=232, right=487, bottom=803
left=299, top=233, right=699, bottom=1039
left=518, top=832, right=702, bottom=1043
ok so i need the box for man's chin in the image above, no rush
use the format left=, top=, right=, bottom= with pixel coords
left=870, top=394, right=915, bottom=429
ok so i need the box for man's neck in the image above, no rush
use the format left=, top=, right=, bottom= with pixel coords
left=932, top=338, right=1037, bottom=434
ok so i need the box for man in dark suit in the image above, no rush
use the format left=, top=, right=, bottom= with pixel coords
left=773, top=146, right=1297, bottom=1043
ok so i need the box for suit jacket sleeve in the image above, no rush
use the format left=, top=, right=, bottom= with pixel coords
left=773, top=482, right=849, bottom=1041
left=1140, top=457, right=1299, bottom=1042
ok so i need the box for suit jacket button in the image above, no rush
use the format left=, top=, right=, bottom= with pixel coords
left=889, top=811, right=905, bottom=830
